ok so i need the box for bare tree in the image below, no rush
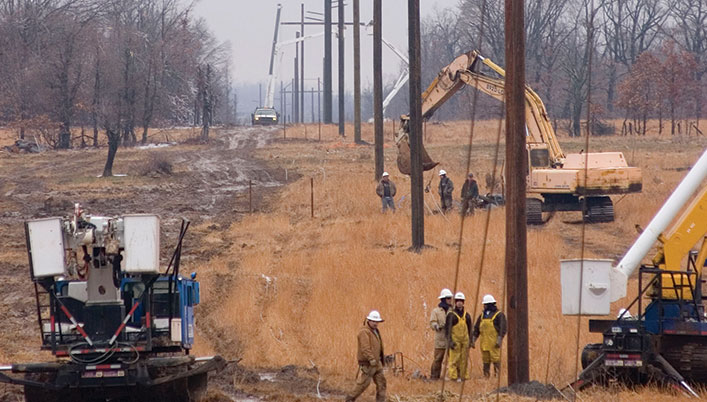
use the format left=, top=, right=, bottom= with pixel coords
left=601, top=0, right=668, bottom=113
left=561, top=0, right=602, bottom=137
left=669, top=0, right=707, bottom=125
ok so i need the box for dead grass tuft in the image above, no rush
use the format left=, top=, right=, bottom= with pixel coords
left=139, top=152, right=173, bottom=176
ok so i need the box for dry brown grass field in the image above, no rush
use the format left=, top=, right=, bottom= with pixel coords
left=1, top=120, right=706, bottom=401
left=189, top=120, right=705, bottom=400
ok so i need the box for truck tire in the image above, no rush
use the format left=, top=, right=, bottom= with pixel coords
left=584, top=196, right=614, bottom=223
left=526, top=198, right=543, bottom=225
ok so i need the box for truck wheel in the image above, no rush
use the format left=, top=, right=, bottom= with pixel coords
left=581, top=343, right=604, bottom=369
left=584, top=197, right=614, bottom=223
left=526, top=198, right=543, bottom=225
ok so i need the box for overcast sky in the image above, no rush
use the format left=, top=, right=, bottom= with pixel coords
left=194, top=0, right=459, bottom=90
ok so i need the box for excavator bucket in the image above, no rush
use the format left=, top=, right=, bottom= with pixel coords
left=396, top=135, right=439, bottom=175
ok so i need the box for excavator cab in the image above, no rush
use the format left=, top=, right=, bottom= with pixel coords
left=528, top=143, right=551, bottom=168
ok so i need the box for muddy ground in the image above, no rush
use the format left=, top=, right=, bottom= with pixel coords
left=0, top=126, right=340, bottom=401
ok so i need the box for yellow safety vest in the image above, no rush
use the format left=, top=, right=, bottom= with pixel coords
left=450, top=310, right=469, bottom=344
left=480, top=311, right=500, bottom=351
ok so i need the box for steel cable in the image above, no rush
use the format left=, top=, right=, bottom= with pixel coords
left=438, top=0, right=497, bottom=399
left=573, top=0, right=596, bottom=396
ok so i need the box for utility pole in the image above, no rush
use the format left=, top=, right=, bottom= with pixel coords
left=259, top=83, right=262, bottom=107
left=505, top=0, right=529, bottom=384
left=300, top=3, right=305, bottom=123
left=294, top=33, right=300, bottom=124
left=337, top=0, right=345, bottom=136
left=353, top=0, right=361, bottom=143
left=373, top=0, right=383, bottom=180
left=280, top=81, right=284, bottom=121
left=324, top=0, right=332, bottom=123
left=408, top=0, right=424, bottom=251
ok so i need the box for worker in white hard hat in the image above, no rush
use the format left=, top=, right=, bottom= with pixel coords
left=375, top=172, right=397, bottom=213
left=429, top=288, right=453, bottom=379
left=438, top=170, right=454, bottom=213
left=445, top=291, right=472, bottom=381
left=346, top=310, right=386, bottom=402
left=472, top=294, right=507, bottom=378
left=617, top=308, right=634, bottom=320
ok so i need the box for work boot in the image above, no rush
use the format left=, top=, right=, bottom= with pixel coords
left=483, top=363, right=490, bottom=378
left=493, top=362, right=501, bottom=377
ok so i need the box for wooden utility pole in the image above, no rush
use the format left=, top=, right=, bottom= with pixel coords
left=324, top=0, right=332, bottom=123
left=353, top=0, right=362, bottom=143
left=373, top=0, right=384, bottom=180
left=294, top=32, right=300, bottom=123
left=408, top=0, right=424, bottom=251
left=337, top=0, right=345, bottom=136
left=505, top=0, right=529, bottom=384
left=301, top=4, right=305, bottom=123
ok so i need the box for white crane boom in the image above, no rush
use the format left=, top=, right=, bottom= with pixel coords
left=610, top=147, right=707, bottom=301
left=264, top=31, right=325, bottom=109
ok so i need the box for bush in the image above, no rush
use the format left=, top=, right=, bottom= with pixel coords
left=140, top=153, right=173, bottom=176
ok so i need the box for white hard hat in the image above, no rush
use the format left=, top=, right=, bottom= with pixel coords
left=438, top=288, right=453, bottom=299
left=482, top=294, right=496, bottom=304
left=366, top=310, right=384, bottom=322
left=382, top=172, right=389, bottom=177
left=454, top=292, right=465, bottom=301
left=617, top=308, right=632, bottom=319
left=439, top=169, right=447, bottom=176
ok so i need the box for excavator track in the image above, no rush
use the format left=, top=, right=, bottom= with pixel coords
left=526, top=198, right=543, bottom=225
left=584, top=196, right=614, bottom=223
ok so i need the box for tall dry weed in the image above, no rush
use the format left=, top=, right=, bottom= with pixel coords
left=192, top=121, right=707, bottom=400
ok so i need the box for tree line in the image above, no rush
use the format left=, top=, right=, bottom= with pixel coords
left=383, top=0, right=705, bottom=137
left=0, top=0, right=234, bottom=174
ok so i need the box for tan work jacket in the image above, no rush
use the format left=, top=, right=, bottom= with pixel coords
left=429, top=306, right=449, bottom=349
left=357, top=323, right=384, bottom=365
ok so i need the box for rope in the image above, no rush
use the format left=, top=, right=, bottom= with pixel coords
left=439, top=0, right=490, bottom=399
left=573, top=0, right=596, bottom=394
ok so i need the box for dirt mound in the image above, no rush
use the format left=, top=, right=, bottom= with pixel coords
left=494, top=381, right=565, bottom=400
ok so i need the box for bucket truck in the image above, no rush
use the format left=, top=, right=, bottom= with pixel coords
left=562, top=148, right=707, bottom=396
left=0, top=205, right=225, bottom=402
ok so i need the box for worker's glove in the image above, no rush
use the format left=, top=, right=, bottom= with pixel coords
left=369, top=359, right=378, bottom=368
left=431, top=323, right=440, bottom=331
left=450, top=342, right=457, bottom=350
left=424, top=185, right=430, bottom=193
left=470, top=342, right=475, bottom=349
left=495, top=336, right=503, bottom=348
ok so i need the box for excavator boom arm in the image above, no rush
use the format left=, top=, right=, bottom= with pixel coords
left=395, top=50, right=566, bottom=175
left=456, top=70, right=565, bottom=162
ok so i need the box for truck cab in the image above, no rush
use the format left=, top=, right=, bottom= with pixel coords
left=251, top=107, right=279, bottom=125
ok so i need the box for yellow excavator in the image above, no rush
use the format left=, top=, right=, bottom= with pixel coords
left=395, top=50, right=642, bottom=224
